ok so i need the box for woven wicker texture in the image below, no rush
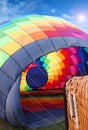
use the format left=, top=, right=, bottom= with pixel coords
left=66, top=76, right=88, bottom=130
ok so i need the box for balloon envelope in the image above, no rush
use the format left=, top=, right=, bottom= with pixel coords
left=0, top=15, right=88, bottom=128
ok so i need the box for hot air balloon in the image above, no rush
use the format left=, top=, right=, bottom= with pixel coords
left=0, top=15, right=88, bottom=128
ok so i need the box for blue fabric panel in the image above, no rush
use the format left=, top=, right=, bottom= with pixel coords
left=1, top=58, right=22, bottom=81
left=64, top=37, right=79, bottom=46
left=12, top=48, right=33, bottom=69
left=50, top=37, right=67, bottom=50
left=24, top=42, right=44, bottom=60
left=0, top=70, right=13, bottom=95
left=0, top=93, right=6, bottom=112
left=37, top=38, right=55, bottom=54
left=77, top=38, right=88, bottom=47
left=6, top=76, right=25, bottom=126
left=24, top=108, right=65, bottom=128
left=0, top=111, right=5, bottom=120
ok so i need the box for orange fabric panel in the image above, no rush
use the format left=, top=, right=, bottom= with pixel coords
left=30, top=31, right=48, bottom=41
left=39, top=25, right=56, bottom=31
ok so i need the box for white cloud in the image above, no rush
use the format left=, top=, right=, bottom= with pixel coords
left=0, top=0, right=39, bottom=23
left=51, top=9, right=56, bottom=13
left=62, top=14, right=73, bottom=20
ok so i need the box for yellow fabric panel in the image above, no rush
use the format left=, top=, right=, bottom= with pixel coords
left=8, top=30, right=34, bottom=45
left=2, top=40, right=21, bottom=55
left=8, top=29, right=28, bottom=38
left=44, top=17, right=58, bottom=23
left=44, top=18, right=65, bottom=27
left=19, top=22, right=37, bottom=28
left=44, top=17, right=56, bottom=21
left=32, top=20, right=51, bottom=26
left=16, top=34, right=34, bottom=46
left=19, top=23, right=42, bottom=33
left=22, top=26, right=41, bottom=33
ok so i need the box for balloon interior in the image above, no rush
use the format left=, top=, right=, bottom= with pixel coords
left=0, top=15, right=88, bottom=128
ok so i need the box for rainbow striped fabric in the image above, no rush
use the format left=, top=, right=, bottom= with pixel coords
left=20, top=47, right=88, bottom=92
left=0, top=15, right=88, bottom=68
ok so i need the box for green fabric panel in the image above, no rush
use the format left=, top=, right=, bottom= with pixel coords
left=0, top=32, right=6, bottom=38
left=86, top=61, right=88, bottom=65
left=24, top=83, right=32, bottom=91
left=12, top=17, right=30, bottom=23
left=13, top=20, right=31, bottom=26
left=27, top=15, right=45, bottom=20
left=84, top=48, right=88, bottom=53
left=2, top=26, right=21, bottom=34
left=0, top=50, right=9, bottom=67
left=0, top=36, right=12, bottom=48
left=0, top=24, right=15, bottom=32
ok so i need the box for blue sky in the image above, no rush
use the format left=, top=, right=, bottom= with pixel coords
left=0, top=0, right=88, bottom=32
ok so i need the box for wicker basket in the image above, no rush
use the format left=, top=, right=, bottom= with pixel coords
left=65, top=76, right=88, bottom=130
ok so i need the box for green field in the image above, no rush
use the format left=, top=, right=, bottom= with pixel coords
left=0, top=118, right=66, bottom=130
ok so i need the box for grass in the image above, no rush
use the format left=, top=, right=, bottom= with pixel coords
left=0, top=118, right=66, bottom=130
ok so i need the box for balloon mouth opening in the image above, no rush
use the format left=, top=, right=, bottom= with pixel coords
left=20, top=89, right=65, bottom=128
left=19, top=45, right=88, bottom=128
